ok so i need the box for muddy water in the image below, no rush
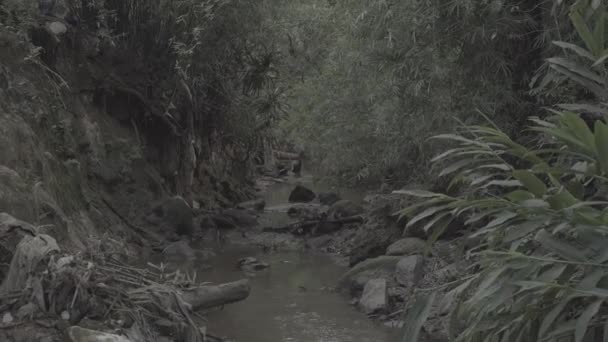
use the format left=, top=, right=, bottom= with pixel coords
left=192, top=174, right=399, bottom=342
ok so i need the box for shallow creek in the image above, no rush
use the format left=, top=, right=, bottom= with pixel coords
left=176, top=174, right=400, bottom=342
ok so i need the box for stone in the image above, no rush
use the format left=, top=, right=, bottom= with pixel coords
left=357, top=279, right=387, bottom=314
left=386, top=238, right=428, bottom=256
left=236, top=198, right=266, bottom=211
left=288, top=185, right=316, bottom=203
left=339, top=256, right=401, bottom=292
left=68, top=326, right=132, bottom=342
left=147, top=196, right=193, bottom=236
left=47, top=22, right=68, bottom=35
left=435, top=263, right=462, bottom=284
left=395, top=255, right=424, bottom=287
left=318, top=192, right=341, bottom=206
left=238, top=257, right=270, bottom=271
left=327, top=200, right=364, bottom=219
left=162, top=240, right=195, bottom=260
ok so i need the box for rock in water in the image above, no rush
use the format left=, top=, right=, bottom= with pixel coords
left=327, top=199, right=363, bottom=219
left=358, top=279, right=387, bottom=314
left=318, top=192, right=341, bottom=206
left=385, top=238, right=428, bottom=256
left=288, top=185, right=316, bottom=203
left=68, top=326, right=132, bottom=342
left=395, top=255, right=424, bottom=287
left=238, top=257, right=270, bottom=271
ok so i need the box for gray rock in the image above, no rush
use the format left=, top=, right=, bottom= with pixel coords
left=328, top=200, right=364, bottom=219
left=147, top=196, right=193, bottom=236
left=358, top=279, right=387, bottom=314
left=435, top=263, right=462, bottom=284
left=395, top=255, right=424, bottom=287
left=47, top=21, right=67, bottom=35
left=68, top=326, right=132, bottom=342
left=238, top=257, right=270, bottom=271
left=162, top=240, right=195, bottom=259
left=339, top=256, right=401, bottom=291
left=318, top=192, right=341, bottom=206
left=288, top=185, right=316, bottom=203
left=386, top=238, right=428, bottom=256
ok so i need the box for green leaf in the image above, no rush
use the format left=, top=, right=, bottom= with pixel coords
left=512, top=170, right=547, bottom=197
left=440, top=159, right=476, bottom=177
left=535, top=229, right=588, bottom=262
left=547, top=58, right=606, bottom=85
left=592, top=48, right=608, bottom=67
left=576, top=299, right=603, bottom=342
left=561, top=112, right=597, bottom=153
left=401, top=292, right=436, bottom=342
left=571, top=11, right=601, bottom=55
left=393, top=189, right=445, bottom=198
left=553, top=40, right=595, bottom=61
left=595, top=121, right=608, bottom=174
left=547, top=190, right=578, bottom=210
left=548, top=64, right=608, bottom=99
left=504, top=220, right=544, bottom=243
left=406, top=204, right=452, bottom=228
left=506, top=190, right=535, bottom=203
left=539, top=295, right=575, bottom=339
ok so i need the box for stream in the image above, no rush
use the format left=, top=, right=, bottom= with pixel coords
left=173, top=174, right=400, bottom=342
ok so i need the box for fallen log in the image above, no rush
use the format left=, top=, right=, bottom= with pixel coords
left=181, top=279, right=250, bottom=311
left=262, top=215, right=364, bottom=235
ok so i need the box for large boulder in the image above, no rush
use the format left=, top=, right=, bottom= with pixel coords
left=339, top=256, right=401, bottom=292
left=146, top=196, right=193, bottom=236
left=348, top=221, right=402, bottom=266
left=318, top=192, right=341, bottom=206
left=386, top=238, right=428, bottom=256
left=357, top=279, right=387, bottom=314
left=328, top=200, right=364, bottom=219
left=395, top=255, right=424, bottom=287
left=288, top=185, right=316, bottom=203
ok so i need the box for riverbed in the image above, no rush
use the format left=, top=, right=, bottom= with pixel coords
left=171, top=173, right=401, bottom=342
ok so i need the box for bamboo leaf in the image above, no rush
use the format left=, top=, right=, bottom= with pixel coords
left=513, top=170, right=547, bottom=197
left=571, top=11, right=601, bottom=55
left=575, top=299, right=603, bottom=342
left=539, top=295, right=575, bottom=339
left=401, top=292, right=436, bottom=342
left=535, top=229, right=588, bottom=262
left=393, top=190, right=445, bottom=198
left=553, top=41, right=595, bottom=61
left=547, top=58, right=606, bottom=85
left=595, top=121, right=608, bottom=174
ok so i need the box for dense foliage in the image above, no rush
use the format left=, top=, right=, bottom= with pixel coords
left=263, top=0, right=576, bottom=184
left=402, top=2, right=608, bottom=341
